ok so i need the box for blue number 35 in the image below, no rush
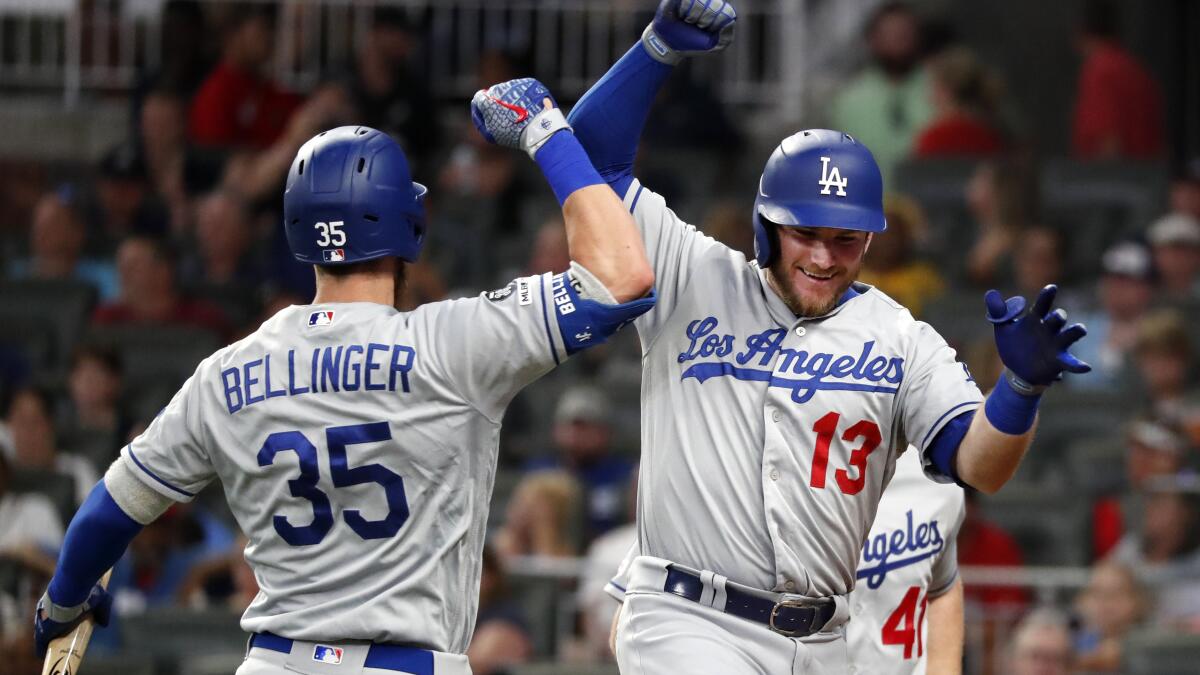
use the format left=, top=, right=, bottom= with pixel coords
left=257, top=421, right=409, bottom=546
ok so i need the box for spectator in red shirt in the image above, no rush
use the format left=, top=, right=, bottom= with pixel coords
left=187, top=5, right=300, bottom=149
left=959, top=489, right=1030, bottom=609
left=914, top=47, right=1007, bottom=158
left=1071, top=0, right=1164, bottom=160
left=92, top=236, right=230, bottom=339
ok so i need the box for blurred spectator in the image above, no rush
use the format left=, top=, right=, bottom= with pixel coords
left=134, top=0, right=213, bottom=100
left=1072, top=561, right=1149, bottom=672
left=1171, top=160, right=1200, bottom=221
left=467, top=545, right=533, bottom=675
left=7, top=187, right=118, bottom=300
left=94, top=142, right=169, bottom=248
left=914, top=47, right=1007, bottom=158
left=343, top=8, right=440, bottom=170
left=700, top=200, right=755, bottom=261
left=4, top=387, right=98, bottom=505
left=859, top=194, right=944, bottom=317
left=1006, top=607, right=1073, bottom=675
left=1071, top=0, right=1164, bottom=160
left=1147, top=212, right=1200, bottom=302
left=138, top=88, right=194, bottom=236
left=1130, top=309, right=1197, bottom=418
left=492, top=470, right=581, bottom=560
left=188, top=4, right=301, bottom=149
left=528, top=386, right=634, bottom=540
left=830, top=2, right=933, bottom=187
left=183, top=190, right=262, bottom=290
left=964, top=159, right=1037, bottom=287
left=959, top=489, right=1030, bottom=609
left=1091, top=417, right=1189, bottom=558
left=526, top=218, right=571, bottom=276
left=396, top=260, right=450, bottom=312
left=56, top=345, right=127, bottom=464
left=1069, top=241, right=1156, bottom=390
left=1012, top=226, right=1068, bottom=300
left=1110, top=477, right=1200, bottom=628
left=175, top=534, right=257, bottom=611
left=108, top=503, right=236, bottom=612
left=92, top=236, right=230, bottom=338
left=0, top=427, right=63, bottom=575
left=575, top=472, right=637, bottom=663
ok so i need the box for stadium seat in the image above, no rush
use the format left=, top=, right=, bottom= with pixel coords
left=0, top=279, right=96, bottom=373
left=1039, top=159, right=1169, bottom=279
left=180, top=652, right=248, bottom=675
left=119, top=607, right=246, bottom=671
left=920, top=288, right=991, bottom=349
left=507, top=574, right=568, bottom=659
left=977, top=484, right=1090, bottom=566
left=892, top=157, right=982, bottom=268
left=85, top=325, right=222, bottom=394
left=74, top=656, right=155, bottom=675
left=1065, top=437, right=1126, bottom=495
left=512, top=663, right=620, bottom=675
left=1122, top=630, right=1200, bottom=675
left=8, top=468, right=76, bottom=524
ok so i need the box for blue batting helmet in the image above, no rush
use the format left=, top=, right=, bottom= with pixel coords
left=752, top=129, right=886, bottom=267
left=284, top=126, right=427, bottom=265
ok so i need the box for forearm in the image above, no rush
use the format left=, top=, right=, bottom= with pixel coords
left=536, top=132, right=653, bottom=301
left=926, top=579, right=964, bottom=675
left=567, top=44, right=673, bottom=193
left=954, top=381, right=1037, bottom=494
left=48, top=482, right=143, bottom=605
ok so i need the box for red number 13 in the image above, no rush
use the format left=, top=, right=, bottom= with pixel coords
left=808, top=411, right=882, bottom=495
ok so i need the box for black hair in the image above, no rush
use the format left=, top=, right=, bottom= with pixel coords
left=1080, top=0, right=1119, bottom=40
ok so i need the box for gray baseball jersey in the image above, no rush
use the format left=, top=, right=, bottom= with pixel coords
left=120, top=271, right=606, bottom=654
left=848, top=448, right=965, bottom=674
left=622, top=178, right=981, bottom=597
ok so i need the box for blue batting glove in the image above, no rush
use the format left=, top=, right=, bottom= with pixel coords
left=985, top=284, right=1091, bottom=394
left=471, top=78, right=571, bottom=159
left=34, top=584, right=113, bottom=657
left=643, top=0, right=738, bottom=65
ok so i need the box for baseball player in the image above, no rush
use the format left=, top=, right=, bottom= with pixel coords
left=848, top=448, right=965, bottom=674
left=568, top=1, right=1089, bottom=672
left=32, top=78, right=655, bottom=675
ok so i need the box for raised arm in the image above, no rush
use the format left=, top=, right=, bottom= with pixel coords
left=567, top=0, right=737, bottom=196
left=471, top=78, right=653, bottom=302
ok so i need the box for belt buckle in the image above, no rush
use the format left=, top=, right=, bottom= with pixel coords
left=768, top=597, right=823, bottom=637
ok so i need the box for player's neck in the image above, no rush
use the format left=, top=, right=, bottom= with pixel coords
left=312, top=268, right=397, bottom=307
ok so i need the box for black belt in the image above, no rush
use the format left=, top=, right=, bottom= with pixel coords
left=249, top=633, right=434, bottom=674
left=664, top=566, right=836, bottom=638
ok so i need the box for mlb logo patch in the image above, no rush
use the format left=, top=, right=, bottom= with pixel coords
left=308, top=310, right=335, bottom=327
left=313, top=645, right=344, bottom=665
left=323, top=249, right=346, bottom=262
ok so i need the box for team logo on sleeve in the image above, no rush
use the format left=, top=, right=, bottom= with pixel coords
left=486, top=283, right=516, bottom=302
left=313, top=645, right=344, bottom=664
left=308, top=310, right=335, bottom=327
left=322, top=249, right=346, bottom=262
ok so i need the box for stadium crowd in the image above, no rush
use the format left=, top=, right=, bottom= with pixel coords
left=1, top=1, right=1198, bottom=673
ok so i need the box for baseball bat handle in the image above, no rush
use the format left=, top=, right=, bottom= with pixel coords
left=40, top=570, right=113, bottom=675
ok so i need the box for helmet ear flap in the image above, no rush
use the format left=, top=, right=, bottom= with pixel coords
left=752, top=209, right=782, bottom=268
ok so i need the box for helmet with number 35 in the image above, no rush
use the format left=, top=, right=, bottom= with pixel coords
left=284, top=126, right=428, bottom=265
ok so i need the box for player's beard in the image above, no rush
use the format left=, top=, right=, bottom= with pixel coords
left=767, top=257, right=861, bottom=318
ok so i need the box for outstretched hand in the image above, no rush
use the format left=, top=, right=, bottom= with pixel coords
left=643, top=0, right=738, bottom=65
left=985, top=284, right=1090, bottom=393
left=470, top=78, right=571, bottom=159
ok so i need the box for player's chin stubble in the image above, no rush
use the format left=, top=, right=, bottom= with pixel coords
left=767, top=263, right=855, bottom=319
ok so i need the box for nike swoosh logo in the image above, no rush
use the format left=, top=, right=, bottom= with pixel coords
left=489, top=95, right=529, bottom=123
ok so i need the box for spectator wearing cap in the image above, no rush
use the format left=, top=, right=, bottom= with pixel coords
left=829, top=2, right=933, bottom=188
left=1069, top=241, right=1156, bottom=391
left=1131, top=309, right=1198, bottom=419
left=1071, top=0, right=1164, bottom=160
left=1147, top=212, right=1200, bottom=302
left=1072, top=561, right=1149, bottom=671
left=95, top=142, right=169, bottom=249
left=527, top=386, right=635, bottom=540
left=1006, top=607, right=1073, bottom=675
left=187, top=4, right=301, bottom=149
left=913, top=47, right=1007, bottom=158
left=92, top=235, right=231, bottom=339
left=7, top=188, right=118, bottom=300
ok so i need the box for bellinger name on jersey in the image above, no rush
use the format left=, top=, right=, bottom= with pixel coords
left=221, top=342, right=416, bottom=414
left=676, top=316, right=906, bottom=403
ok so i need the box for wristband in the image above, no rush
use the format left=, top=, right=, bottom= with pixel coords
left=533, top=131, right=605, bottom=206
left=983, top=372, right=1042, bottom=435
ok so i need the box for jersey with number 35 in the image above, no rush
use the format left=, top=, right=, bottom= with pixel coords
left=848, top=448, right=965, bottom=674
left=622, top=178, right=982, bottom=597
left=120, top=271, right=599, bottom=654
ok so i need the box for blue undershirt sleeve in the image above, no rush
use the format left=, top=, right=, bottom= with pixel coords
left=926, top=410, right=975, bottom=487
left=47, top=481, right=144, bottom=606
left=567, top=44, right=673, bottom=197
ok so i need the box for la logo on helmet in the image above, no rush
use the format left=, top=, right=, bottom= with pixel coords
left=818, top=156, right=848, bottom=197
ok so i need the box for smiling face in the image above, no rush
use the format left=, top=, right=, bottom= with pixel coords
left=767, top=225, right=871, bottom=317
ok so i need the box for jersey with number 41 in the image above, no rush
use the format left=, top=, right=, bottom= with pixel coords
left=120, top=271, right=595, bottom=654
left=622, top=178, right=982, bottom=598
